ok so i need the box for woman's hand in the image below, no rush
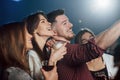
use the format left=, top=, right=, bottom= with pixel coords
left=49, top=43, right=67, bottom=65
left=45, top=36, right=70, bottom=48
left=41, top=65, right=58, bottom=80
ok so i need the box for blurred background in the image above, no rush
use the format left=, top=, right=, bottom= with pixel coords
left=0, top=0, right=120, bottom=40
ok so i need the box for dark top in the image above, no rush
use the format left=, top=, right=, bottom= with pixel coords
left=57, top=39, right=105, bottom=80
left=114, top=68, right=120, bottom=80
left=90, top=67, right=109, bottom=80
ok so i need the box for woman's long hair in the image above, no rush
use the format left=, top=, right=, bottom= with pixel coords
left=24, top=11, right=49, bottom=61
left=0, top=22, right=29, bottom=72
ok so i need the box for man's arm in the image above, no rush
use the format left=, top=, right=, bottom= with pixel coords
left=63, top=40, right=104, bottom=66
left=96, top=20, right=120, bottom=50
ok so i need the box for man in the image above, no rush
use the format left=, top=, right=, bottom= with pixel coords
left=47, top=9, right=120, bottom=80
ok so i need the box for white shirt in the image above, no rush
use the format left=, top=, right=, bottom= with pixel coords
left=103, top=53, right=118, bottom=79
left=27, top=50, right=44, bottom=80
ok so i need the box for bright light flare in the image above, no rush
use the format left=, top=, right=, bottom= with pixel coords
left=96, top=0, right=110, bottom=9
left=91, top=0, right=113, bottom=12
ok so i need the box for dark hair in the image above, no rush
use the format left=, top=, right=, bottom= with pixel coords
left=114, top=43, right=120, bottom=66
left=47, top=9, right=65, bottom=23
left=24, top=11, right=49, bottom=61
left=0, top=22, right=29, bottom=72
left=75, top=28, right=95, bottom=44
left=24, top=11, right=47, bottom=34
left=113, top=43, right=120, bottom=80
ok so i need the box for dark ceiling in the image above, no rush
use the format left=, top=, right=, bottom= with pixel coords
left=0, top=0, right=120, bottom=36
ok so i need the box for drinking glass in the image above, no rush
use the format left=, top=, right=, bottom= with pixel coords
left=53, top=41, right=65, bottom=50
left=42, top=60, right=54, bottom=71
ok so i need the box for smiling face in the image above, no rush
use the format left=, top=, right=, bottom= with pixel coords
left=81, top=32, right=94, bottom=44
left=53, top=14, right=75, bottom=40
left=36, top=15, right=54, bottom=38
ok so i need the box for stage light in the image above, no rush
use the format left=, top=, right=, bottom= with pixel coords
left=91, top=0, right=113, bottom=13
left=12, top=0, right=22, bottom=2
left=95, top=0, right=110, bottom=9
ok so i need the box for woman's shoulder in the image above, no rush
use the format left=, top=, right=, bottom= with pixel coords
left=27, top=49, right=42, bottom=66
left=27, top=49, right=37, bottom=55
left=4, top=67, right=33, bottom=80
left=27, top=49, right=39, bottom=58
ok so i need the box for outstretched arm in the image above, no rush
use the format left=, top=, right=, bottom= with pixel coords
left=96, top=20, right=120, bottom=50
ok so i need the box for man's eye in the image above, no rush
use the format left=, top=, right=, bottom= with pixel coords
left=63, top=22, right=67, bottom=25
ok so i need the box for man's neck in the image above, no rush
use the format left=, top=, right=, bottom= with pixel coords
left=53, top=36, right=70, bottom=43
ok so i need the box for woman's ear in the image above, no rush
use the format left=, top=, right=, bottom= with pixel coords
left=33, top=29, right=37, bottom=34
left=33, top=29, right=41, bottom=36
left=53, top=30, right=57, bottom=36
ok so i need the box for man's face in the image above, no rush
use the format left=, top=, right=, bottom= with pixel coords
left=53, top=14, right=75, bottom=40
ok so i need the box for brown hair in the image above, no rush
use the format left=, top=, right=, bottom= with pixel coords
left=0, top=22, right=29, bottom=72
left=24, top=11, right=48, bottom=61
left=24, top=11, right=47, bottom=35
left=75, top=28, right=95, bottom=44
